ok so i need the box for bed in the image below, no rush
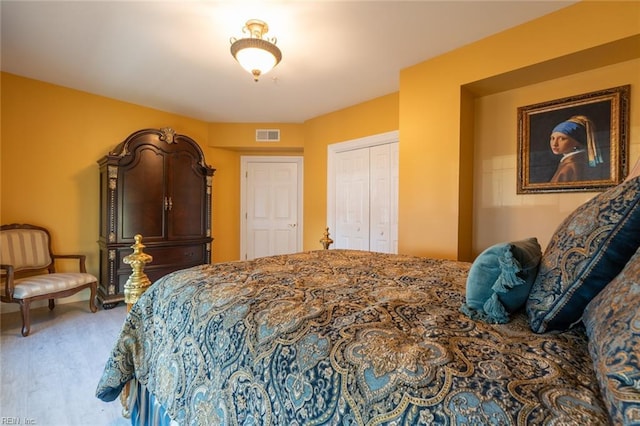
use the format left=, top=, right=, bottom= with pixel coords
left=96, top=175, right=640, bottom=425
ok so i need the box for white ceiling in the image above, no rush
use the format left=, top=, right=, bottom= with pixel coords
left=1, top=1, right=576, bottom=123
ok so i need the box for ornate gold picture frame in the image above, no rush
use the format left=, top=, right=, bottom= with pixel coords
left=517, top=85, right=630, bottom=194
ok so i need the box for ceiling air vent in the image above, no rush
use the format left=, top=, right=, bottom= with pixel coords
left=256, top=129, right=280, bottom=142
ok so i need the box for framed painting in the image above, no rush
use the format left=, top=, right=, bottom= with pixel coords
left=517, top=85, right=630, bottom=194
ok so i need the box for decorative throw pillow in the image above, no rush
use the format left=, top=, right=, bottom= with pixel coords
left=583, top=247, right=640, bottom=425
left=460, top=237, right=541, bottom=324
left=527, top=176, right=640, bottom=333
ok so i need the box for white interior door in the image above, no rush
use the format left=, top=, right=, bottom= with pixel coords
left=368, top=143, right=398, bottom=253
left=327, top=131, right=399, bottom=254
left=390, top=142, right=399, bottom=253
left=242, top=157, right=303, bottom=260
left=335, top=148, right=370, bottom=250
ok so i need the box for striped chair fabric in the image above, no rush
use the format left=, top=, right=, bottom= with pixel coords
left=12, top=273, right=98, bottom=299
left=0, top=224, right=98, bottom=336
left=1, top=228, right=52, bottom=272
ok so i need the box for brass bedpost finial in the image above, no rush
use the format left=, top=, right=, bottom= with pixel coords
left=123, top=234, right=153, bottom=307
left=121, top=234, right=153, bottom=418
left=320, top=227, right=334, bottom=250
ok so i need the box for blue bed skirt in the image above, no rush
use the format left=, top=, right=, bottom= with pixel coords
left=130, top=380, right=173, bottom=426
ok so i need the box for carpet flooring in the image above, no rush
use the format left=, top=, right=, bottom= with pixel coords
left=1, top=301, right=130, bottom=426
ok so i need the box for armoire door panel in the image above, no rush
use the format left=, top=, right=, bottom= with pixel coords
left=120, top=148, right=166, bottom=241
left=168, top=152, right=207, bottom=240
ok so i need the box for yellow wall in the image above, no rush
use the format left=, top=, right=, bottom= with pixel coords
left=205, top=145, right=304, bottom=262
left=2, top=1, right=639, bottom=312
left=207, top=146, right=242, bottom=262
left=473, top=59, right=640, bottom=254
left=0, top=72, right=215, bottom=256
left=301, top=93, right=400, bottom=250
left=204, top=93, right=399, bottom=254
left=206, top=121, right=306, bottom=261
left=208, top=122, right=304, bottom=150
left=399, top=0, right=640, bottom=260
left=0, top=74, right=215, bottom=311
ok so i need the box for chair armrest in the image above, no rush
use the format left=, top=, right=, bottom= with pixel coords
left=51, top=254, right=87, bottom=273
left=0, top=264, right=16, bottom=300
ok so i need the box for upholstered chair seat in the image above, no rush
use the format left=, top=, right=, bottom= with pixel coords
left=0, top=224, right=98, bottom=336
left=10, top=273, right=98, bottom=299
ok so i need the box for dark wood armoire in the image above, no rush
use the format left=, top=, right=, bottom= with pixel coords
left=97, top=128, right=215, bottom=308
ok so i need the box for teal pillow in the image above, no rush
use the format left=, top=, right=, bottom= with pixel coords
left=527, top=176, right=640, bottom=333
left=583, top=247, right=640, bottom=425
left=460, top=237, right=541, bottom=324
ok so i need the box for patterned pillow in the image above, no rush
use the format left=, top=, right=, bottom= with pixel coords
left=583, top=247, right=640, bottom=425
left=527, top=176, right=640, bottom=333
left=460, top=238, right=541, bottom=324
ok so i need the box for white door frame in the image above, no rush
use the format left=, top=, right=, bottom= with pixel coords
left=240, top=156, right=304, bottom=260
left=327, top=130, right=399, bottom=243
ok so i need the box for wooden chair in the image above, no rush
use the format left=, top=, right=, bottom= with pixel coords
left=0, top=223, right=98, bottom=336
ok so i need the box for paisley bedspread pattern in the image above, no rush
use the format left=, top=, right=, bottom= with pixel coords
left=96, top=250, right=607, bottom=425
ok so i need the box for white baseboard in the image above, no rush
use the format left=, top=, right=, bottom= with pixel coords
left=0, top=288, right=92, bottom=314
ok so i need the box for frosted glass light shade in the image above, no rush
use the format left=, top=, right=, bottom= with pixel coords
left=230, top=19, right=282, bottom=82
left=231, top=39, right=281, bottom=81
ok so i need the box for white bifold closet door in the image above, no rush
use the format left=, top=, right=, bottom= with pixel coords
left=334, top=142, right=398, bottom=253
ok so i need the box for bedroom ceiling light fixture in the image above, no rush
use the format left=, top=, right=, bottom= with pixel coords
left=230, top=19, right=282, bottom=82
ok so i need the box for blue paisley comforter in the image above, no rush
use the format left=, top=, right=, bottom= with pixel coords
left=96, top=250, right=607, bottom=425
